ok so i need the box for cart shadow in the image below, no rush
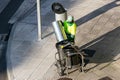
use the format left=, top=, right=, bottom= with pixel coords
left=78, top=26, right=120, bottom=71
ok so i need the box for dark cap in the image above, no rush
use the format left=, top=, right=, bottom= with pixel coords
left=51, top=2, right=66, bottom=14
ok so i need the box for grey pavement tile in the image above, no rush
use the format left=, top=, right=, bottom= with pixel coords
left=76, top=72, right=99, bottom=80
left=20, top=10, right=37, bottom=25
left=13, top=22, right=37, bottom=41
left=93, top=69, right=109, bottom=77
left=9, top=0, right=36, bottom=23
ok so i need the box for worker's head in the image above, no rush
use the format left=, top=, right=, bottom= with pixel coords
left=67, top=15, right=74, bottom=22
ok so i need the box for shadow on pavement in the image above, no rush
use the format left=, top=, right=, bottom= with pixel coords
left=79, top=27, right=120, bottom=71
left=76, top=0, right=120, bottom=26
left=0, top=42, right=8, bottom=80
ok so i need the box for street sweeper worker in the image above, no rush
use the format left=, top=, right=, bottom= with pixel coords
left=63, top=15, right=77, bottom=43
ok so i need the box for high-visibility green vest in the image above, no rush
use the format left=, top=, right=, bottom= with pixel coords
left=63, top=21, right=77, bottom=42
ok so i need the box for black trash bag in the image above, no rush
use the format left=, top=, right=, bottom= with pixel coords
left=51, top=2, right=66, bottom=14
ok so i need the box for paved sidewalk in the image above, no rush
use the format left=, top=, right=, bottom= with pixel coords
left=7, top=0, right=120, bottom=80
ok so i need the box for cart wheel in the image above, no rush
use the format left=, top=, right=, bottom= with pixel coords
left=55, top=61, right=65, bottom=76
left=59, top=69, right=64, bottom=76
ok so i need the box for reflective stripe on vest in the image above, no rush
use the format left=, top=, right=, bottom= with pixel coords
left=67, top=23, right=76, bottom=35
